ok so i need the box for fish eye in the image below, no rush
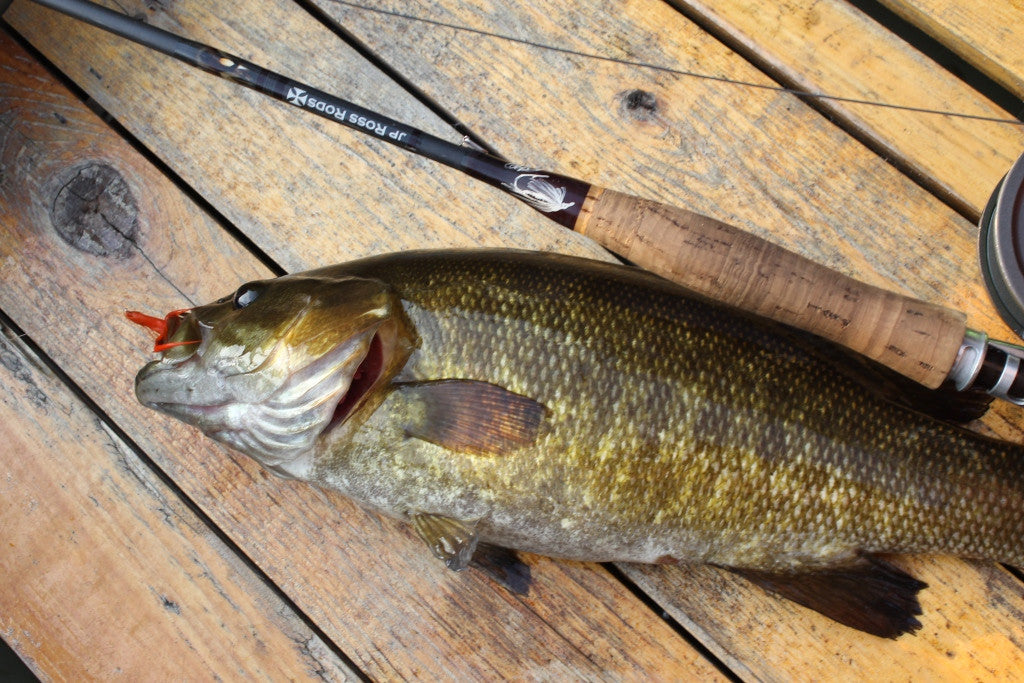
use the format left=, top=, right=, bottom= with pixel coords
left=232, top=283, right=263, bottom=309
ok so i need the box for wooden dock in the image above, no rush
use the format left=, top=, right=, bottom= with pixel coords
left=3, top=0, right=1024, bottom=678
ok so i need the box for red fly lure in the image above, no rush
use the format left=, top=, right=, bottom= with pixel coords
left=125, top=309, right=200, bottom=352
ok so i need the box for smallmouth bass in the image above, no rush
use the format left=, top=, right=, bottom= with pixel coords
left=130, top=249, right=1024, bottom=637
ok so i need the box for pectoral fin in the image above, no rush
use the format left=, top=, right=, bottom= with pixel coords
left=398, top=379, right=547, bottom=456
left=729, top=555, right=927, bottom=638
left=412, top=512, right=480, bottom=571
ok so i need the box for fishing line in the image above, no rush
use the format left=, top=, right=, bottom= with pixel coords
left=331, top=0, right=1024, bottom=127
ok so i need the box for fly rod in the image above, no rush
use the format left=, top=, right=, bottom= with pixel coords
left=22, top=0, right=1024, bottom=404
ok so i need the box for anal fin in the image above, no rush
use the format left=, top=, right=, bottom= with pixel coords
left=729, top=555, right=927, bottom=638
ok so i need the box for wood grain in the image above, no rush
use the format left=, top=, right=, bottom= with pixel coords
left=0, top=18, right=722, bottom=682
left=876, top=0, right=1024, bottom=102
left=0, top=322, right=356, bottom=680
left=623, top=556, right=1024, bottom=681
left=4, top=0, right=608, bottom=271
left=6, top=0, right=1024, bottom=679
left=667, top=0, right=1024, bottom=216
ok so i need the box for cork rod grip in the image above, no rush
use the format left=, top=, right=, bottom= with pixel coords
left=574, top=186, right=967, bottom=388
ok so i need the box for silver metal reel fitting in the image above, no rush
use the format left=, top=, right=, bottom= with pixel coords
left=949, top=329, right=1024, bottom=405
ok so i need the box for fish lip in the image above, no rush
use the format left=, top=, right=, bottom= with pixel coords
left=133, top=356, right=190, bottom=405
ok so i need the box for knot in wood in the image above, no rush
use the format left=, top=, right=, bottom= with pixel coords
left=49, top=162, right=139, bottom=259
left=619, top=89, right=659, bottom=122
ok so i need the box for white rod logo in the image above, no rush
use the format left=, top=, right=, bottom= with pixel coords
left=281, top=86, right=409, bottom=141
left=286, top=87, right=308, bottom=106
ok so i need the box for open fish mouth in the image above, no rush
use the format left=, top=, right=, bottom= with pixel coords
left=133, top=322, right=391, bottom=471
left=321, top=330, right=386, bottom=434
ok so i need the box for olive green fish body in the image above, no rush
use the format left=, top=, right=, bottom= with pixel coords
left=304, top=251, right=1024, bottom=570
left=133, top=249, right=1024, bottom=636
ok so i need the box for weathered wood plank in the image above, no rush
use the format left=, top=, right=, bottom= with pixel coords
left=5, top=0, right=606, bottom=272
left=876, top=0, right=1024, bottom=102
left=666, top=0, right=1024, bottom=215
left=9, top=0, right=1024, bottom=678
left=622, top=558, right=1024, bottom=680
left=0, top=17, right=724, bottom=682
left=0, top=317, right=355, bottom=678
